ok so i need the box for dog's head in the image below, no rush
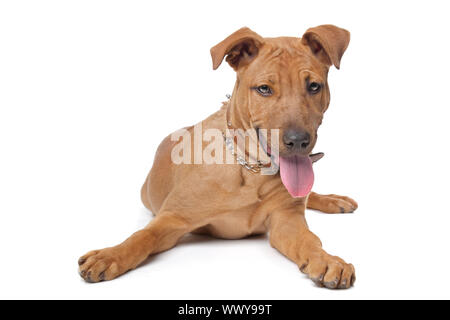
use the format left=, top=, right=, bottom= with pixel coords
left=211, top=25, right=350, bottom=197
left=211, top=25, right=350, bottom=157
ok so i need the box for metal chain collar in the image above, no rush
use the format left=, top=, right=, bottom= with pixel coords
left=222, top=94, right=265, bottom=173
left=222, top=132, right=265, bottom=173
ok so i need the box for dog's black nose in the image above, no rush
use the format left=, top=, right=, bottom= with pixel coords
left=283, top=129, right=310, bottom=150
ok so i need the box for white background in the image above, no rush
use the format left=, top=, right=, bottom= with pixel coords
left=1, top=0, right=449, bottom=299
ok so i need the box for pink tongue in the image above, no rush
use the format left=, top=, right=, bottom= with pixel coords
left=279, top=155, right=314, bottom=198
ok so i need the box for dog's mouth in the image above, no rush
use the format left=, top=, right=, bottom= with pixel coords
left=256, top=127, right=321, bottom=198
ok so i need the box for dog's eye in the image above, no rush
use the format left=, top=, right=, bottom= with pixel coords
left=255, top=85, right=273, bottom=96
left=308, top=82, right=321, bottom=94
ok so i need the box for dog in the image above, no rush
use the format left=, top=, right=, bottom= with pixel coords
left=78, top=25, right=358, bottom=289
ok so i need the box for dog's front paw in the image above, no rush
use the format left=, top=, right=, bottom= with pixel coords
left=299, top=252, right=355, bottom=289
left=318, top=194, right=358, bottom=213
left=78, top=248, right=126, bottom=283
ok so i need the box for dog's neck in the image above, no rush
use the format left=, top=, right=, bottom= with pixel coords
left=224, top=86, right=267, bottom=170
left=227, top=83, right=253, bottom=132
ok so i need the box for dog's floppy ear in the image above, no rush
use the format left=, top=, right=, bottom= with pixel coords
left=301, top=25, right=350, bottom=69
left=210, top=27, right=264, bottom=71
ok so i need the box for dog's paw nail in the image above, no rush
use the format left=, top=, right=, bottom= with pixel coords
left=78, top=258, right=86, bottom=265
left=79, top=270, right=86, bottom=277
left=299, top=263, right=307, bottom=273
left=339, top=207, right=345, bottom=213
left=312, top=274, right=325, bottom=286
left=324, top=279, right=339, bottom=289
left=312, top=279, right=324, bottom=287
left=99, top=272, right=105, bottom=281
left=338, top=280, right=347, bottom=289
left=86, top=271, right=93, bottom=282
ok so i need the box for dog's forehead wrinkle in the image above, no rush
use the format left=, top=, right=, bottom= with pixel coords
left=270, top=47, right=284, bottom=58
left=258, top=45, right=298, bottom=65
left=254, top=47, right=320, bottom=80
left=263, top=38, right=310, bottom=59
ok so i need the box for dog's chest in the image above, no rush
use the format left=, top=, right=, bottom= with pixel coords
left=203, top=168, right=276, bottom=239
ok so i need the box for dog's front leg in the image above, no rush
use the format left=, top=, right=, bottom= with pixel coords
left=78, top=212, right=193, bottom=282
left=268, top=203, right=355, bottom=289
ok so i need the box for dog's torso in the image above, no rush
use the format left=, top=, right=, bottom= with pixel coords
left=141, top=104, right=297, bottom=239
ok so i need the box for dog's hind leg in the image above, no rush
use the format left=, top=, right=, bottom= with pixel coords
left=78, top=211, right=202, bottom=282
left=307, top=192, right=358, bottom=214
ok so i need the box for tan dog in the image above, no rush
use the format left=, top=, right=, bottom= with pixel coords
left=78, top=25, right=358, bottom=289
